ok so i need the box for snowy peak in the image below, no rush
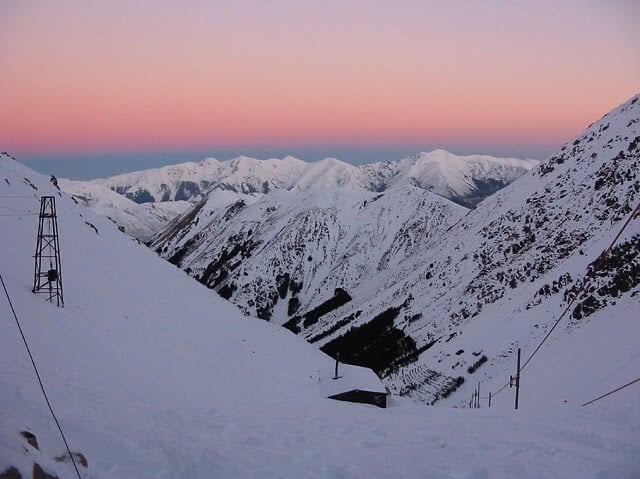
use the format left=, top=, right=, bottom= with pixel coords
left=291, top=157, right=365, bottom=191
left=335, top=92, right=640, bottom=404
left=86, top=150, right=537, bottom=207
left=373, top=150, right=539, bottom=207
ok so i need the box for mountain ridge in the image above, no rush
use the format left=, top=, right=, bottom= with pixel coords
left=151, top=185, right=468, bottom=326
left=88, top=149, right=538, bottom=208
left=1, top=96, right=639, bottom=478
left=59, top=178, right=191, bottom=241
left=152, top=94, right=640, bottom=406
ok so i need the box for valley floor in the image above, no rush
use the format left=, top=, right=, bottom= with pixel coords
left=2, top=385, right=638, bottom=479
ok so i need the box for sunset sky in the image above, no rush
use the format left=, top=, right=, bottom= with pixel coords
left=1, top=0, right=639, bottom=178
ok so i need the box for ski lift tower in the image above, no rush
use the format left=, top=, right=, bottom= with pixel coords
left=32, top=196, right=64, bottom=307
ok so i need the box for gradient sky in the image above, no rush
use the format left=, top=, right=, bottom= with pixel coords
left=1, top=0, right=639, bottom=178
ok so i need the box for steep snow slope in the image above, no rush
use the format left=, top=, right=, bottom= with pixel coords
left=310, top=94, right=640, bottom=405
left=151, top=186, right=468, bottom=325
left=0, top=154, right=379, bottom=477
left=1, top=153, right=639, bottom=479
left=59, top=178, right=191, bottom=241
left=89, top=150, right=536, bottom=207
left=154, top=95, right=640, bottom=409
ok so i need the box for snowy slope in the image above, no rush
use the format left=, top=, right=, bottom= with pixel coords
left=0, top=154, right=379, bottom=477
left=59, top=178, right=191, bottom=241
left=154, top=95, right=640, bottom=410
left=88, top=150, right=537, bottom=207
left=151, top=186, right=468, bottom=325
left=2, top=153, right=639, bottom=479
left=311, top=94, right=640, bottom=405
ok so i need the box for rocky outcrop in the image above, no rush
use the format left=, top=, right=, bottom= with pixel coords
left=32, top=465, right=57, bottom=479
left=2, top=430, right=89, bottom=479
left=0, top=467, right=22, bottom=479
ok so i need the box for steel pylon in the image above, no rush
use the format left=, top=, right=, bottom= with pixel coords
left=32, top=196, right=64, bottom=306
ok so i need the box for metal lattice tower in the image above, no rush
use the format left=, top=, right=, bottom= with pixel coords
left=32, top=196, right=64, bottom=306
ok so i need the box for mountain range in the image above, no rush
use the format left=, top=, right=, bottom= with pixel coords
left=149, top=94, right=640, bottom=405
left=88, top=150, right=538, bottom=208
left=60, top=150, right=536, bottom=241
left=1, top=95, right=639, bottom=478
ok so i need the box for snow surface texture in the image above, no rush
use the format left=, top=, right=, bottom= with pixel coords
left=88, top=150, right=537, bottom=208
left=154, top=95, right=640, bottom=410
left=1, top=153, right=639, bottom=478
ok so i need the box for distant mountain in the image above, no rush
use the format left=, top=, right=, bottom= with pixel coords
left=59, top=179, right=191, bottom=242
left=63, top=150, right=534, bottom=240
left=88, top=150, right=538, bottom=208
left=363, top=150, right=539, bottom=207
left=153, top=94, right=640, bottom=406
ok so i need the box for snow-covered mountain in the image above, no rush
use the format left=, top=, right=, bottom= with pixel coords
left=153, top=94, right=640, bottom=408
left=363, top=150, right=539, bottom=207
left=59, top=178, right=191, bottom=241
left=61, top=150, right=533, bottom=240
left=59, top=178, right=261, bottom=242
left=4, top=153, right=639, bottom=478
left=151, top=186, right=468, bottom=324
left=89, top=150, right=537, bottom=207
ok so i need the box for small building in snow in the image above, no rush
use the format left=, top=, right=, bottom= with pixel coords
left=318, top=361, right=388, bottom=408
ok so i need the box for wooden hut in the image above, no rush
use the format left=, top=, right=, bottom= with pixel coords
left=319, top=361, right=388, bottom=408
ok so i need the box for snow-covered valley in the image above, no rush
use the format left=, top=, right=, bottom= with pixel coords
left=1, top=151, right=638, bottom=479
left=1, top=94, right=639, bottom=478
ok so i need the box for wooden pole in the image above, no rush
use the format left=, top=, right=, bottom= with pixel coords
left=334, top=353, right=340, bottom=379
left=477, top=382, right=481, bottom=408
left=515, top=348, right=521, bottom=410
left=488, top=392, right=492, bottom=408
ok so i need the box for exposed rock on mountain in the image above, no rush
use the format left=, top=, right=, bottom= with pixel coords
left=153, top=94, right=640, bottom=405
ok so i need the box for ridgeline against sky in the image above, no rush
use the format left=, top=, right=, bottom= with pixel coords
left=1, top=0, right=638, bottom=178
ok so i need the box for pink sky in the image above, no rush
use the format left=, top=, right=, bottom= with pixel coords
left=1, top=0, right=639, bottom=159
